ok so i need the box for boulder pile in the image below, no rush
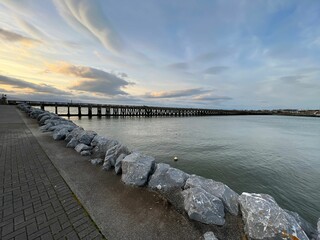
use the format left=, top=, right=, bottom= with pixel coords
left=18, top=103, right=319, bottom=240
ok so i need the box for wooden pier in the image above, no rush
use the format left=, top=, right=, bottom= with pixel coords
left=7, top=100, right=264, bottom=117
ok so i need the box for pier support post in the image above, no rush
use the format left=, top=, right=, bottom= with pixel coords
left=78, top=106, right=82, bottom=117
left=67, top=104, right=70, bottom=117
left=105, top=107, right=110, bottom=116
left=55, top=104, right=58, bottom=114
left=97, top=107, right=102, bottom=117
left=88, top=106, right=92, bottom=118
left=41, top=104, right=45, bottom=111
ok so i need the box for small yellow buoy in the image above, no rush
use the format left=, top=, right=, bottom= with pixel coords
left=174, top=156, right=178, bottom=161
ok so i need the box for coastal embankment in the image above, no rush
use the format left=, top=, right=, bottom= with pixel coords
left=17, top=103, right=320, bottom=240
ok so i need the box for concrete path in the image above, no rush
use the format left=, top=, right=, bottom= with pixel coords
left=0, top=106, right=104, bottom=240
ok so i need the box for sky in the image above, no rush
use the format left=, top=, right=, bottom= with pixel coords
left=0, top=0, right=320, bottom=109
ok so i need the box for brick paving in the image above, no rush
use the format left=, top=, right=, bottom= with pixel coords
left=0, top=106, right=104, bottom=240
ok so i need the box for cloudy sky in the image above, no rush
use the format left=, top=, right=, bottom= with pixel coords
left=0, top=0, right=320, bottom=109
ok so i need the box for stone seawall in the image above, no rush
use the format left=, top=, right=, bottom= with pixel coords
left=18, top=103, right=320, bottom=240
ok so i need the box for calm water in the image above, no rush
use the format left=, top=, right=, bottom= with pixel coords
left=51, top=108, right=319, bottom=225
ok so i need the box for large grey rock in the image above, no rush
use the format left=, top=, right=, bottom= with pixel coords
left=121, top=152, right=155, bottom=187
left=148, top=163, right=189, bottom=211
left=238, top=192, right=309, bottom=240
left=39, top=115, right=51, bottom=125
left=65, top=127, right=84, bottom=142
left=91, top=137, right=119, bottom=159
left=75, top=143, right=92, bottom=153
left=182, top=187, right=225, bottom=226
left=41, top=114, right=61, bottom=124
left=148, top=163, right=169, bottom=188
left=203, top=231, right=218, bottom=240
left=285, top=210, right=317, bottom=238
left=149, top=164, right=189, bottom=192
left=66, top=137, right=79, bottom=148
left=103, top=144, right=130, bottom=170
left=114, top=153, right=126, bottom=174
left=49, top=124, right=75, bottom=132
left=76, top=130, right=97, bottom=145
left=53, top=128, right=70, bottom=140
left=184, top=175, right=239, bottom=216
left=91, top=135, right=108, bottom=147
left=18, top=103, right=30, bottom=112
left=37, top=112, right=50, bottom=121
left=90, top=158, right=104, bottom=165
left=80, top=150, right=91, bottom=156
left=44, top=118, right=68, bottom=126
left=29, top=109, right=44, bottom=118
left=39, top=122, right=54, bottom=132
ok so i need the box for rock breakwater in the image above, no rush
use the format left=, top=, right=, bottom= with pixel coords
left=18, top=103, right=319, bottom=240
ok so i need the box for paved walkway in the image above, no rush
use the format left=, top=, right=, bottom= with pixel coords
left=0, top=106, right=104, bottom=240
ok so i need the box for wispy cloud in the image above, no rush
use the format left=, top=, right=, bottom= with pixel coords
left=204, top=66, right=229, bottom=75
left=167, top=62, right=188, bottom=70
left=193, top=95, right=233, bottom=102
left=53, top=0, right=124, bottom=54
left=15, top=17, right=50, bottom=42
left=144, top=88, right=211, bottom=98
left=0, top=28, right=40, bottom=46
left=194, top=49, right=232, bottom=63
left=46, top=62, right=132, bottom=96
left=0, top=75, right=69, bottom=95
left=279, top=75, right=316, bottom=89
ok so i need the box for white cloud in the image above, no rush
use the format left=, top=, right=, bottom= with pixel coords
left=53, top=0, right=124, bottom=54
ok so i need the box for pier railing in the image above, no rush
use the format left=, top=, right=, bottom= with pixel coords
left=7, top=100, right=265, bottom=117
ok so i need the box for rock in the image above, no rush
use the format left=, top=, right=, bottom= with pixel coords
left=102, top=144, right=130, bottom=170
left=29, top=109, right=44, bottom=118
left=39, top=115, right=51, bottom=125
left=121, top=152, right=155, bottom=187
left=203, top=231, right=218, bottom=240
left=80, top=150, right=91, bottom=156
left=238, top=192, right=309, bottom=240
left=184, top=175, right=239, bottom=216
left=49, top=124, right=75, bottom=132
left=91, top=135, right=108, bottom=147
left=149, top=164, right=189, bottom=192
left=285, top=210, right=317, bottom=238
left=148, top=163, right=170, bottom=188
left=114, top=153, right=126, bottom=174
left=75, top=143, right=92, bottom=153
left=43, top=118, right=67, bottom=126
left=37, top=112, right=50, bottom=121
left=39, top=122, right=53, bottom=132
left=91, top=137, right=119, bottom=159
left=65, top=127, right=84, bottom=142
left=66, top=138, right=79, bottom=148
left=17, top=103, right=31, bottom=112
left=148, top=164, right=189, bottom=210
left=76, top=130, right=97, bottom=145
left=53, top=128, right=70, bottom=140
left=41, top=114, right=61, bottom=124
left=182, top=187, right=225, bottom=226
left=90, top=158, right=104, bottom=165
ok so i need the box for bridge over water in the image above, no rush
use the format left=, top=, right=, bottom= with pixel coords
left=8, top=100, right=265, bottom=117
